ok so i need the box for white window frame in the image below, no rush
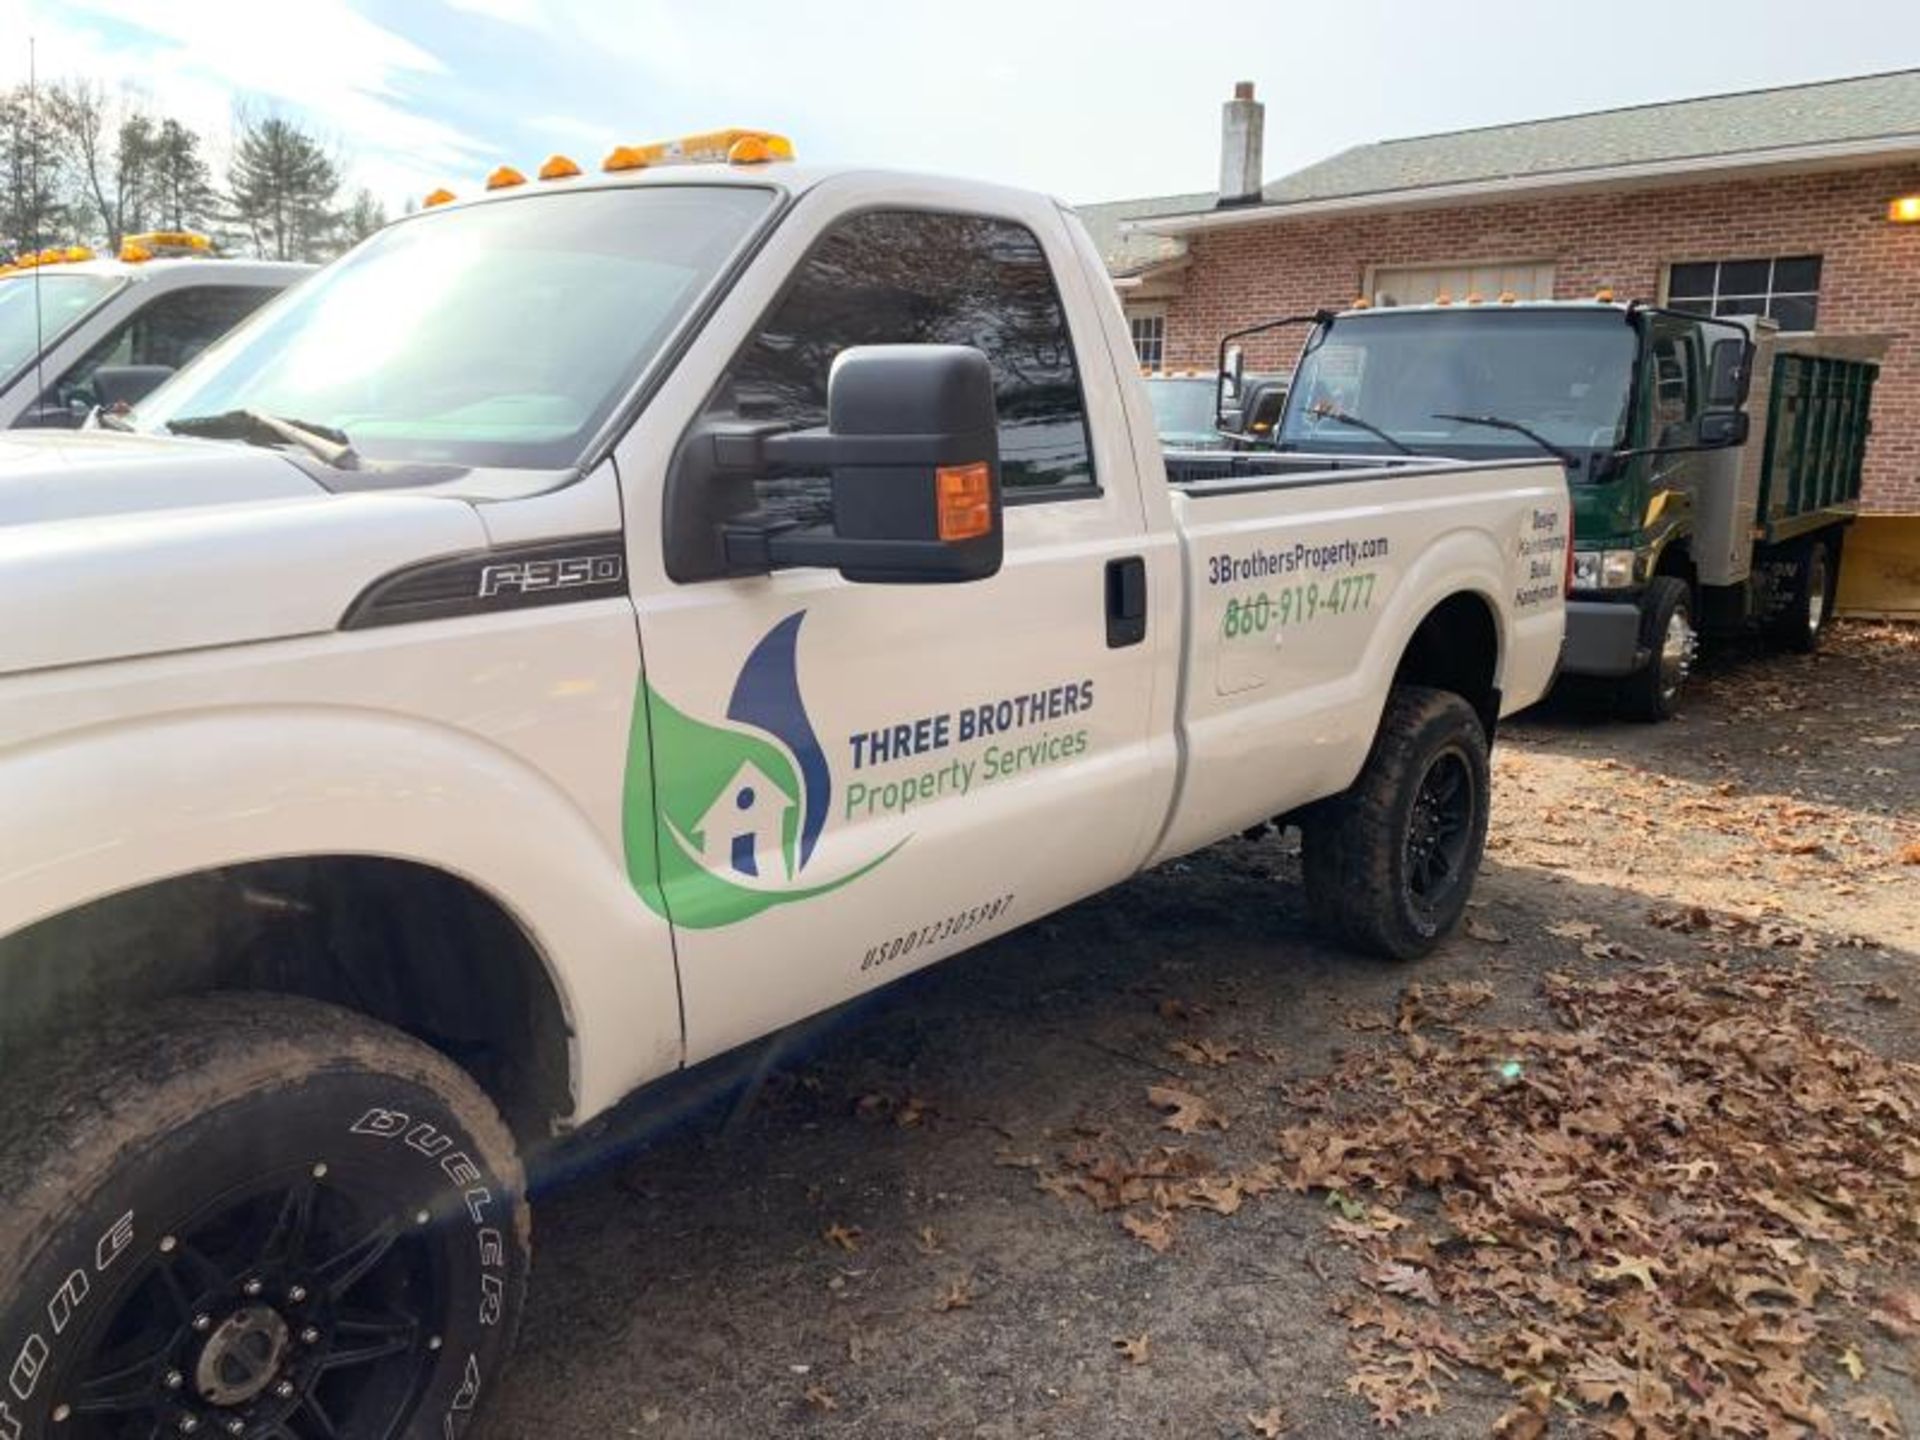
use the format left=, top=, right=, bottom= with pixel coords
left=1127, top=307, right=1167, bottom=369
left=1660, top=256, right=1821, bottom=333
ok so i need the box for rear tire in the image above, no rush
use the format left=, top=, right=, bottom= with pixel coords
left=1302, top=685, right=1491, bottom=961
left=1772, top=535, right=1835, bottom=654
left=1617, top=577, right=1694, bottom=722
left=0, top=995, right=528, bottom=1440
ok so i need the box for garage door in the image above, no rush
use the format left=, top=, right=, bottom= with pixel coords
left=1370, top=261, right=1556, bottom=308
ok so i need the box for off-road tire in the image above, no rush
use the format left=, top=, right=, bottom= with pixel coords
left=1771, top=535, right=1835, bottom=654
left=1301, top=685, right=1491, bottom=961
left=1617, top=576, right=1694, bottom=723
left=0, top=994, right=529, bottom=1440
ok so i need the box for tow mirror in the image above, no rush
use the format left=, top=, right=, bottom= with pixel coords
left=1216, top=344, right=1246, bottom=427
left=666, top=344, right=1003, bottom=585
left=1698, top=410, right=1750, bottom=447
left=92, top=364, right=175, bottom=410
left=1705, top=336, right=1753, bottom=409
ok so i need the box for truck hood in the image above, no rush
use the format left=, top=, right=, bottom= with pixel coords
left=0, top=429, right=325, bottom=527
left=0, top=432, right=487, bottom=677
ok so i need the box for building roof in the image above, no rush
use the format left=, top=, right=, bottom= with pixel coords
left=1074, top=189, right=1214, bottom=276
left=1264, top=68, right=1920, bottom=207
left=1111, top=68, right=1920, bottom=245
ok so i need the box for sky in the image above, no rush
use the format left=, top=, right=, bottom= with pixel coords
left=5, top=0, right=1919, bottom=215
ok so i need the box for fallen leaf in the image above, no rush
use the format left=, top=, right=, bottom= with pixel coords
left=1465, top=915, right=1509, bottom=944
left=915, top=1225, right=942, bottom=1255
left=1590, top=1253, right=1665, bottom=1293
left=1113, top=1332, right=1151, bottom=1366
left=1120, top=1209, right=1175, bottom=1253
left=1844, top=1394, right=1903, bottom=1438
left=1369, top=1261, right=1441, bottom=1306
left=1246, top=1405, right=1290, bottom=1437
left=934, top=1277, right=973, bottom=1312
left=1187, top=1176, right=1245, bottom=1216
left=802, top=1384, right=837, bottom=1412
left=1545, top=919, right=1599, bottom=939
left=822, top=1223, right=861, bottom=1253
left=1168, top=1037, right=1240, bottom=1067
left=1841, top=1345, right=1866, bottom=1381
left=1146, top=1084, right=1229, bottom=1134
left=1898, top=842, right=1920, bottom=866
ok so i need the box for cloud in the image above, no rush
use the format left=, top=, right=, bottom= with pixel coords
left=8, top=0, right=495, bottom=206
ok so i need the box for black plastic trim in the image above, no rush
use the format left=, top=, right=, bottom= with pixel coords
left=340, top=533, right=628, bottom=630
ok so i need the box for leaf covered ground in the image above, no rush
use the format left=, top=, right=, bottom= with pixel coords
left=485, top=625, right=1919, bottom=1438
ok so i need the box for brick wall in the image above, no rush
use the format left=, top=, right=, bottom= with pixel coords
left=1158, top=164, right=1920, bottom=511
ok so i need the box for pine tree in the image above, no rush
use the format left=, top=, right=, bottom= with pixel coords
left=150, top=119, right=215, bottom=233
left=0, top=87, right=69, bottom=256
left=227, top=115, right=341, bottom=262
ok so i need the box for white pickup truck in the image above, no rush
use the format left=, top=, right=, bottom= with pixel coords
left=0, top=137, right=1567, bottom=1439
left=0, top=240, right=309, bottom=431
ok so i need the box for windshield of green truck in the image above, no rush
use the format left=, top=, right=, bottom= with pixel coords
left=0, top=273, right=121, bottom=390
left=1144, top=375, right=1217, bottom=443
left=135, top=185, right=775, bottom=470
left=1279, top=309, right=1636, bottom=465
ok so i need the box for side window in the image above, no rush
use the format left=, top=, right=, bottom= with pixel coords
left=722, top=210, right=1096, bottom=527
left=1650, top=320, right=1696, bottom=439
left=38, top=286, right=278, bottom=419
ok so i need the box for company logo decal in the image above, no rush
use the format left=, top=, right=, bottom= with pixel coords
left=624, top=613, right=901, bottom=928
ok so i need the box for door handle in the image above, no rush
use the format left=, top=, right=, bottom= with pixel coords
left=1105, top=556, right=1147, bottom=648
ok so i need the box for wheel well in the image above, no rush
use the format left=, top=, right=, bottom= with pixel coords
left=0, top=859, right=573, bottom=1144
left=1654, top=537, right=1696, bottom=584
left=1392, top=592, right=1500, bottom=736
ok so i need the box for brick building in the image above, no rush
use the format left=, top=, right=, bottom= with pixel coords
left=1081, top=71, right=1920, bottom=514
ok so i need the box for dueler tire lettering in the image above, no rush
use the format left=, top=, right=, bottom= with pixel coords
left=0, top=995, right=529, bottom=1439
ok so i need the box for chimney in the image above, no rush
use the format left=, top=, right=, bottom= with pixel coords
left=1218, top=81, right=1264, bottom=207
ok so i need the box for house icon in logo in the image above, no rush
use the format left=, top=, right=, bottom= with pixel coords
left=691, top=761, right=795, bottom=881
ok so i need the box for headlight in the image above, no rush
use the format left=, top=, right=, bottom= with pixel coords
left=1572, top=549, right=1636, bottom=590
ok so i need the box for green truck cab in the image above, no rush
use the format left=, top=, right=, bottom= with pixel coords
left=1258, top=301, right=1878, bottom=718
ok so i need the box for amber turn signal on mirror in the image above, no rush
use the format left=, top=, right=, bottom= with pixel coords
left=936, top=463, right=994, bottom=542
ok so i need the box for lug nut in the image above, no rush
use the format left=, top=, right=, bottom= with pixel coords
left=286, top=1285, right=307, bottom=1304
left=192, top=1314, right=212, bottom=1333
left=429, top=1335, right=443, bottom=1351
left=165, top=1370, right=184, bottom=1390
left=300, top=1326, right=321, bottom=1345
left=179, top=1418, right=200, bottom=1435
left=311, top=1162, right=328, bottom=1179
left=243, top=1279, right=263, bottom=1297
left=226, top=1421, right=246, bottom=1437
left=51, top=1404, right=70, bottom=1423
left=274, top=1380, right=297, bottom=1400
left=414, top=1209, right=431, bottom=1226
left=159, top=1235, right=178, bottom=1254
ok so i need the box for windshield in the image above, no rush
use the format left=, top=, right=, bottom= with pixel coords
left=1144, top=376, right=1216, bottom=441
left=1280, top=309, right=1636, bottom=461
left=136, top=185, right=775, bottom=469
left=0, top=273, right=122, bottom=389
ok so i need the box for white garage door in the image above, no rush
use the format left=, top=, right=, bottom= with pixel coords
left=1370, top=261, right=1556, bottom=308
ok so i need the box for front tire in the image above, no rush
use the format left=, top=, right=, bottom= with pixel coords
left=1302, top=685, right=1491, bottom=961
left=1617, top=576, right=1694, bottom=722
left=0, top=995, right=528, bottom=1440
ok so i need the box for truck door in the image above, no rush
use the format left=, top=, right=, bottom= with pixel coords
left=622, top=196, right=1165, bottom=1062
left=1645, top=313, right=1706, bottom=538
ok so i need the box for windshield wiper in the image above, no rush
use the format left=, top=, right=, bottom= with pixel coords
left=91, top=408, right=138, bottom=432
left=1306, top=401, right=1415, bottom=455
left=1433, top=412, right=1579, bottom=467
left=165, top=409, right=358, bottom=469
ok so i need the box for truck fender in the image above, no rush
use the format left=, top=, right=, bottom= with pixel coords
left=0, top=708, right=680, bottom=1121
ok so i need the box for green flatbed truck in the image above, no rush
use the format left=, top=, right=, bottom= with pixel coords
left=1251, top=300, right=1880, bottom=719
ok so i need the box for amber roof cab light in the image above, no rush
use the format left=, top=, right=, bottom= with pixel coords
left=1891, top=194, right=1920, bottom=223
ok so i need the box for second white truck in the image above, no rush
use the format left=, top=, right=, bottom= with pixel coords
left=0, top=133, right=1566, bottom=1439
